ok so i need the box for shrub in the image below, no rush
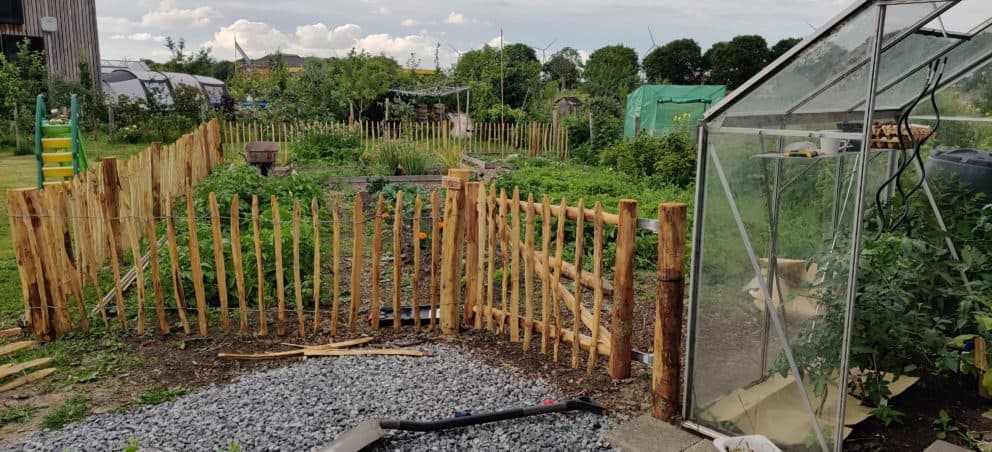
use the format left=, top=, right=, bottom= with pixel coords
left=435, top=145, right=465, bottom=169
left=599, top=116, right=695, bottom=188
left=291, top=128, right=362, bottom=163
left=365, top=140, right=429, bottom=176
left=572, top=116, right=623, bottom=165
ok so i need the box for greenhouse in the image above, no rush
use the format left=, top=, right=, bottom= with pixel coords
left=623, top=84, right=726, bottom=138
left=684, top=1, right=992, bottom=451
left=101, top=69, right=228, bottom=107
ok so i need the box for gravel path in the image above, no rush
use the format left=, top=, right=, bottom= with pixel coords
left=6, top=343, right=618, bottom=451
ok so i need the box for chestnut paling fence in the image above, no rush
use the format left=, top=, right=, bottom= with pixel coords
left=221, top=119, right=570, bottom=159
left=6, top=122, right=687, bottom=419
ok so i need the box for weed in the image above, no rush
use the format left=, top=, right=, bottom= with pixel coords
left=932, top=409, right=957, bottom=440
left=0, top=405, right=38, bottom=426
left=134, top=386, right=189, bottom=406
left=41, top=394, right=91, bottom=430
left=122, top=438, right=139, bottom=452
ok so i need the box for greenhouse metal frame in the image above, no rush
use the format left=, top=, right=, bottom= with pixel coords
left=684, top=1, right=992, bottom=450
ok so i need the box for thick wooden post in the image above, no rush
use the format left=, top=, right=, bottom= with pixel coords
left=8, top=189, right=46, bottom=338
left=440, top=169, right=470, bottom=334
left=609, top=199, right=637, bottom=379
left=653, top=203, right=686, bottom=420
left=462, top=182, right=481, bottom=324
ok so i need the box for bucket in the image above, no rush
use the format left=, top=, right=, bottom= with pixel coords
left=713, top=435, right=781, bottom=452
left=820, top=132, right=842, bottom=155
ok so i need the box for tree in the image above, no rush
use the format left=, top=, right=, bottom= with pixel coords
left=543, top=47, right=582, bottom=90
left=583, top=45, right=640, bottom=101
left=148, top=37, right=233, bottom=81
left=704, top=35, right=770, bottom=89
left=453, top=44, right=540, bottom=119
left=769, top=37, right=801, bottom=61
left=330, top=50, right=403, bottom=120
left=643, top=38, right=702, bottom=84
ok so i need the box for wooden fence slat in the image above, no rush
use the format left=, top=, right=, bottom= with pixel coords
left=463, top=182, right=480, bottom=326
left=429, top=190, right=439, bottom=329
left=209, top=192, right=230, bottom=332
left=571, top=198, right=585, bottom=368
left=498, top=189, right=509, bottom=332
left=587, top=202, right=605, bottom=374
left=312, top=197, right=322, bottom=333
left=551, top=197, right=567, bottom=362
left=331, top=198, right=341, bottom=335
left=392, top=190, right=404, bottom=332
left=103, top=191, right=126, bottom=333
left=474, top=185, right=486, bottom=330
left=186, top=192, right=208, bottom=336
left=143, top=180, right=168, bottom=334
left=485, top=185, right=497, bottom=332
left=412, top=194, right=422, bottom=329
left=348, top=195, right=363, bottom=332
left=252, top=195, right=268, bottom=336
left=540, top=195, right=552, bottom=354
left=292, top=199, right=305, bottom=336
left=165, top=198, right=191, bottom=334
left=523, top=193, right=536, bottom=350
left=230, top=195, right=248, bottom=333
left=272, top=196, right=286, bottom=336
left=371, top=194, right=384, bottom=330
left=510, top=188, right=521, bottom=343
left=125, top=190, right=147, bottom=335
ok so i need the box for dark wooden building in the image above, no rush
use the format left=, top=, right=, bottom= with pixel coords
left=0, top=0, right=101, bottom=86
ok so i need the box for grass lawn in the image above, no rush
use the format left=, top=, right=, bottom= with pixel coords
left=0, top=134, right=151, bottom=327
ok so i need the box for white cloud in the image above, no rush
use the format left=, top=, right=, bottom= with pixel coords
left=445, top=12, right=465, bottom=25
left=201, top=19, right=454, bottom=67
left=373, top=6, right=390, bottom=15
left=98, top=16, right=136, bottom=34
left=111, top=32, right=166, bottom=43
left=400, top=18, right=417, bottom=27
left=140, top=0, right=221, bottom=28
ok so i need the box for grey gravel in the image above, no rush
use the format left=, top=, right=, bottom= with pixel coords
left=4, top=343, right=618, bottom=451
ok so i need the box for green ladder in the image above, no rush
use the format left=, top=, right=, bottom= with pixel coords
left=35, top=94, right=88, bottom=189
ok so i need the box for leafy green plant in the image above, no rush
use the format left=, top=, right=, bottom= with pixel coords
left=932, top=409, right=957, bottom=440
left=291, top=128, right=362, bottom=163
left=42, top=394, right=91, bottom=429
left=135, top=386, right=188, bottom=406
left=599, top=114, right=695, bottom=188
left=365, top=140, right=429, bottom=176
left=123, top=438, right=140, bottom=452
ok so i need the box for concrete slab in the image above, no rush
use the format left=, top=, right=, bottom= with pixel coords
left=683, top=440, right=719, bottom=452
left=924, top=440, right=973, bottom=452
left=605, top=413, right=708, bottom=452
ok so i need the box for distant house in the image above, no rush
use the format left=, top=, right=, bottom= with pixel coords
left=0, top=0, right=101, bottom=90
left=554, top=96, right=583, bottom=116
left=249, top=53, right=304, bottom=73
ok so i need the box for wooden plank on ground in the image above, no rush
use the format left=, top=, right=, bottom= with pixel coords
left=0, top=341, right=36, bottom=358
left=303, top=349, right=426, bottom=357
left=0, top=357, right=53, bottom=380
left=0, top=367, right=56, bottom=393
left=0, top=328, right=22, bottom=338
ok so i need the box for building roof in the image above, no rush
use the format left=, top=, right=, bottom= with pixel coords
left=250, top=53, right=304, bottom=68
left=101, top=59, right=151, bottom=72
left=555, top=96, right=583, bottom=106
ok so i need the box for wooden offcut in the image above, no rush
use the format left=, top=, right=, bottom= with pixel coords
left=0, top=341, right=37, bottom=358
left=0, top=357, right=52, bottom=380
left=0, top=367, right=56, bottom=393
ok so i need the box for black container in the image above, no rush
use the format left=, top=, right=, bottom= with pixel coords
left=924, top=148, right=992, bottom=200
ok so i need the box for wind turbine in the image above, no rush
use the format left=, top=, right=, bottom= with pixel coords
left=528, top=38, right=557, bottom=64
left=644, top=26, right=659, bottom=56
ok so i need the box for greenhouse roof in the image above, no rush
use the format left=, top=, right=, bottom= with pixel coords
left=707, top=0, right=992, bottom=128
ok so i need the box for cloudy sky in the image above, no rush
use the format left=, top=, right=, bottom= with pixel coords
left=95, top=0, right=988, bottom=67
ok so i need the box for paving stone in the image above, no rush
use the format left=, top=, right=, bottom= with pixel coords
left=605, top=413, right=706, bottom=452
left=924, top=439, right=973, bottom=452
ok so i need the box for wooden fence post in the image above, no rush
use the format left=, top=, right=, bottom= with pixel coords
left=100, top=158, right=126, bottom=262
left=609, top=199, right=637, bottom=379
left=653, top=203, right=687, bottom=421
left=462, top=182, right=481, bottom=324
left=7, top=189, right=45, bottom=339
left=440, top=169, right=470, bottom=334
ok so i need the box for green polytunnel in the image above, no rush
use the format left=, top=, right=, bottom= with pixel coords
left=623, top=84, right=726, bottom=138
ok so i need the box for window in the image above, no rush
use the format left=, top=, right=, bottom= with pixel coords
left=0, top=0, right=24, bottom=25
left=0, top=34, right=44, bottom=62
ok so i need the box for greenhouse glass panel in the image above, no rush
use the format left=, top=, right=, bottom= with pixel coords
left=683, top=2, right=990, bottom=451
left=721, top=1, right=950, bottom=122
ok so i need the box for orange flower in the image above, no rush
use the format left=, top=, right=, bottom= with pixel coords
left=437, top=221, right=445, bottom=229
left=381, top=213, right=389, bottom=219
left=418, top=232, right=428, bottom=240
